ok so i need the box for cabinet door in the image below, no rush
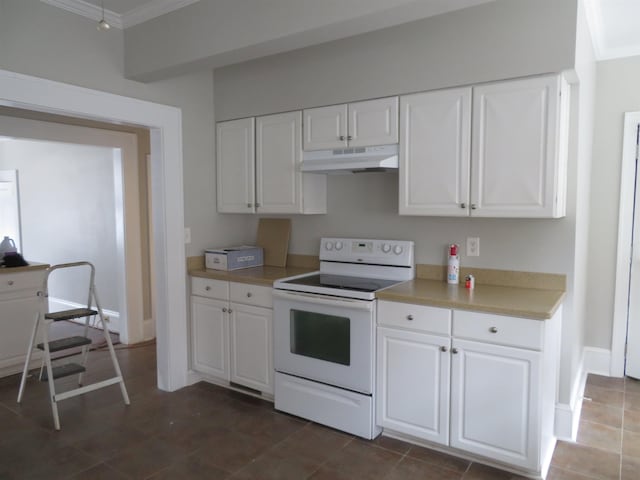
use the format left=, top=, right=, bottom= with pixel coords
left=216, top=118, right=255, bottom=213
left=190, top=296, right=229, bottom=380
left=471, top=75, right=564, bottom=218
left=399, top=88, right=471, bottom=216
left=349, top=97, right=399, bottom=148
left=377, top=327, right=450, bottom=445
left=229, top=303, right=273, bottom=394
left=0, top=295, right=44, bottom=375
left=256, top=111, right=303, bottom=214
left=450, top=338, right=540, bottom=470
left=303, top=104, right=348, bottom=151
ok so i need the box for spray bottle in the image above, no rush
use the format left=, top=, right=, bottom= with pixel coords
left=447, top=244, right=459, bottom=284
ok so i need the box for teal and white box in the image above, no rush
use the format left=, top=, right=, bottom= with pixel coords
left=205, top=246, right=264, bottom=271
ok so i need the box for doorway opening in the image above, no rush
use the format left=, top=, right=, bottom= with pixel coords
left=612, top=112, right=640, bottom=378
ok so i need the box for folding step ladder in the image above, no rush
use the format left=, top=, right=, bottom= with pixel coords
left=17, top=262, right=130, bottom=430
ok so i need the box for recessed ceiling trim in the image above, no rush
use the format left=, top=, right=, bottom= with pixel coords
left=123, top=0, right=201, bottom=28
left=41, top=0, right=123, bottom=29
left=41, top=0, right=201, bottom=29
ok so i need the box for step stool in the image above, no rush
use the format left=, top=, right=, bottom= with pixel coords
left=17, top=261, right=130, bottom=430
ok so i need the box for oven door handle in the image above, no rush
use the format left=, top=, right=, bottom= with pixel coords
left=272, top=289, right=374, bottom=311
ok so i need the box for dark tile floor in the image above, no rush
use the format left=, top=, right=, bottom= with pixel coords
left=0, top=344, right=638, bottom=479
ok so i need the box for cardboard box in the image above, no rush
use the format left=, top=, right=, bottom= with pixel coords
left=205, top=246, right=264, bottom=271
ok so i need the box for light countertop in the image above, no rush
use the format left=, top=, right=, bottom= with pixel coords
left=189, top=265, right=317, bottom=287
left=0, top=261, right=49, bottom=274
left=376, top=278, right=565, bottom=320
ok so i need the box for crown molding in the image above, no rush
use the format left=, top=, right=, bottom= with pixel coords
left=123, top=0, right=201, bottom=28
left=41, top=0, right=200, bottom=30
left=41, top=0, right=123, bottom=28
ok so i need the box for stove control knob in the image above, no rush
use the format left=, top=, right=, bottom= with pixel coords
left=335, top=241, right=343, bottom=251
left=393, top=245, right=403, bottom=255
left=381, top=243, right=391, bottom=253
left=325, top=241, right=334, bottom=251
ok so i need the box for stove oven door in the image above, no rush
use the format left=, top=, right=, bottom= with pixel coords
left=273, top=289, right=375, bottom=395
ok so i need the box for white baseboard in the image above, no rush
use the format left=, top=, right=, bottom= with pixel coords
left=143, top=317, right=156, bottom=341
left=48, top=296, right=120, bottom=334
left=584, top=347, right=612, bottom=376
left=555, top=353, right=587, bottom=441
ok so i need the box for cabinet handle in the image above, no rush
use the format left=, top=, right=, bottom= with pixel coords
left=347, top=135, right=353, bottom=141
left=489, top=326, right=498, bottom=333
left=471, top=204, right=477, bottom=210
left=7, top=280, right=14, bottom=286
left=406, top=315, right=414, bottom=321
left=339, top=135, right=345, bottom=141
left=222, top=307, right=227, bottom=313
left=247, top=203, right=252, bottom=208
left=452, top=348, right=459, bottom=354
left=460, top=203, right=466, bottom=209
left=246, top=292, right=252, bottom=298
left=440, top=346, right=448, bottom=352
left=205, top=286, right=211, bottom=291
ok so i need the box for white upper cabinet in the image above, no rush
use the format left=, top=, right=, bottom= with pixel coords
left=217, top=112, right=326, bottom=214
left=399, top=88, right=471, bottom=216
left=399, top=75, right=568, bottom=218
left=216, top=118, right=255, bottom=213
left=471, top=75, right=568, bottom=218
left=303, top=104, right=348, bottom=150
left=256, top=111, right=326, bottom=214
left=303, top=97, right=399, bottom=151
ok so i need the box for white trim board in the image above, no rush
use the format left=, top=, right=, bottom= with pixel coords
left=611, top=111, right=640, bottom=377
left=555, top=352, right=587, bottom=441
left=0, top=68, right=188, bottom=392
left=40, top=0, right=201, bottom=29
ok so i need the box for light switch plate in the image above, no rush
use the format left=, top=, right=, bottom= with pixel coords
left=467, top=237, right=479, bottom=256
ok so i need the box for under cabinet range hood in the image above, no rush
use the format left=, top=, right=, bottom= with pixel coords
left=301, top=144, right=398, bottom=174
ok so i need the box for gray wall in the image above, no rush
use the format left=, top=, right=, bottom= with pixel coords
left=214, top=0, right=577, bottom=120
left=586, top=55, right=640, bottom=349
left=0, top=139, right=120, bottom=311
left=0, top=0, right=250, bottom=258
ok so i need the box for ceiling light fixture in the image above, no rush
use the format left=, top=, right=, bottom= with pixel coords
left=97, top=1, right=111, bottom=31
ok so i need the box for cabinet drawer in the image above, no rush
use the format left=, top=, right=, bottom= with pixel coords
left=0, top=270, right=45, bottom=295
left=378, top=300, right=451, bottom=335
left=230, top=282, right=272, bottom=308
left=191, top=277, right=228, bottom=300
left=453, top=310, right=544, bottom=350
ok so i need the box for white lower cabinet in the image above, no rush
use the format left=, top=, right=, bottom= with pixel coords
left=377, top=300, right=561, bottom=477
left=190, top=277, right=273, bottom=395
left=450, top=338, right=540, bottom=470
left=229, top=303, right=273, bottom=393
left=377, top=327, right=451, bottom=445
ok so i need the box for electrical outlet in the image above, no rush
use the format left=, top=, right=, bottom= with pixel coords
left=184, top=227, right=191, bottom=244
left=467, top=237, right=479, bottom=256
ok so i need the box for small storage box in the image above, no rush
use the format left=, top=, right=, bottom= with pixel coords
left=205, top=246, right=264, bottom=271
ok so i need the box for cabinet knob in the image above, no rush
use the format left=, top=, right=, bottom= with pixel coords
left=205, top=286, right=211, bottom=291
left=460, top=203, right=466, bottom=209
left=489, top=326, right=498, bottom=333
left=222, top=307, right=227, bottom=313
left=247, top=203, right=252, bottom=208
left=406, top=315, right=414, bottom=321
left=471, top=204, right=477, bottom=210
left=440, top=346, right=448, bottom=352
left=255, top=203, right=260, bottom=208
left=7, top=280, right=14, bottom=286
left=228, top=308, right=233, bottom=313
left=452, top=348, right=459, bottom=354
left=339, top=135, right=345, bottom=141
left=247, top=292, right=252, bottom=298
left=347, top=135, right=353, bottom=141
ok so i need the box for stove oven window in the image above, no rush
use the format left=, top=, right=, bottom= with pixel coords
left=290, top=310, right=350, bottom=365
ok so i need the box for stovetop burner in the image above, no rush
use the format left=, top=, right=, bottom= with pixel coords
left=281, top=273, right=401, bottom=293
